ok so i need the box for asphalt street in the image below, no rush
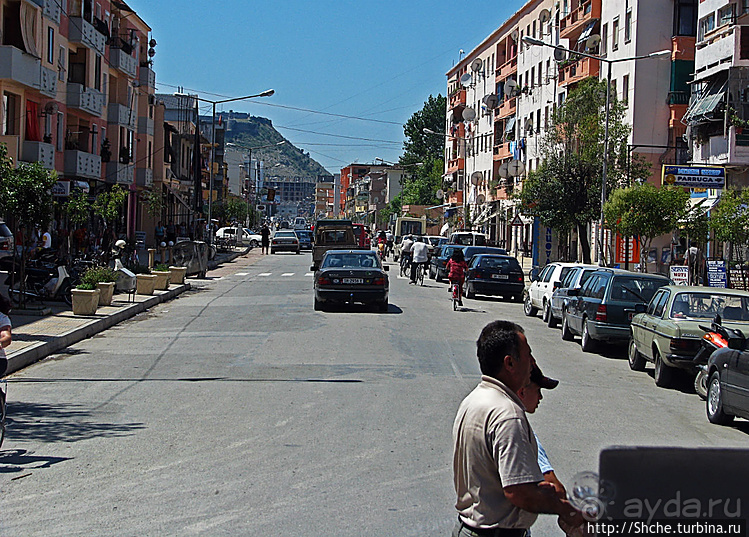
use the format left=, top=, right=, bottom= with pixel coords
left=1, top=251, right=747, bottom=536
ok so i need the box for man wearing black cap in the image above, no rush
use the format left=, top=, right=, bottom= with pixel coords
left=518, top=365, right=566, bottom=500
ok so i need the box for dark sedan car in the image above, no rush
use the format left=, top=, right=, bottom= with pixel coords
left=461, top=246, right=508, bottom=264
left=295, top=230, right=313, bottom=250
left=312, top=250, right=389, bottom=312
left=430, top=244, right=465, bottom=281
left=463, top=254, right=524, bottom=302
left=562, top=268, right=669, bottom=352
left=706, top=341, right=749, bottom=425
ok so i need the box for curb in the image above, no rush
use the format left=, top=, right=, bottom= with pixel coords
left=5, top=283, right=191, bottom=375
left=207, top=246, right=251, bottom=270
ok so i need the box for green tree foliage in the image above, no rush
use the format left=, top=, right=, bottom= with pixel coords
left=711, top=189, right=749, bottom=262
left=518, top=77, right=646, bottom=264
left=143, top=189, right=165, bottom=220
left=65, top=191, right=91, bottom=226
left=603, top=184, right=688, bottom=272
left=399, top=159, right=443, bottom=206
left=93, top=184, right=127, bottom=230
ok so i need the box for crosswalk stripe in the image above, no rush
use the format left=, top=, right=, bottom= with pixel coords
left=258, top=273, right=271, bottom=277
left=236, top=272, right=249, bottom=276
left=281, top=273, right=294, bottom=277
left=305, top=273, right=313, bottom=277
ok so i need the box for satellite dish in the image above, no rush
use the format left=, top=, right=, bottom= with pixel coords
left=553, top=48, right=566, bottom=62
left=507, top=159, right=526, bottom=177
left=460, top=73, right=473, bottom=87
left=539, top=9, right=551, bottom=24
left=498, top=162, right=509, bottom=179
left=462, top=107, right=477, bottom=121
left=436, top=189, right=444, bottom=199
left=373, top=196, right=380, bottom=203
left=44, top=102, right=59, bottom=115
left=586, top=34, right=601, bottom=51
left=477, top=194, right=486, bottom=204
left=511, top=29, right=520, bottom=42
left=483, top=93, right=500, bottom=110
left=471, top=171, right=483, bottom=185
left=470, top=58, right=484, bottom=73
left=505, top=79, right=518, bottom=97
left=257, top=205, right=266, bottom=212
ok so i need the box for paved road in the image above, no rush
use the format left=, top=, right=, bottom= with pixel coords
left=1, top=251, right=747, bottom=536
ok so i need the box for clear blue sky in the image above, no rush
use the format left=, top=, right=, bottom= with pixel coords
left=130, top=0, right=522, bottom=174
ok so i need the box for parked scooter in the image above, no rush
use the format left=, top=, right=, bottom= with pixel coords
left=110, top=240, right=136, bottom=292
left=3, top=261, right=74, bottom=306
left=693, top=316, right=745, bottom=398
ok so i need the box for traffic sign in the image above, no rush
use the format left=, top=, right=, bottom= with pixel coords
left=511, top=214, right=523, bottom=226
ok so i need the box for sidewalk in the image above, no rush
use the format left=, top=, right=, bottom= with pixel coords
left=3, top=246, right=252, bottom=377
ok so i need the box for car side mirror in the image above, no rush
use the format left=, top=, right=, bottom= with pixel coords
left=552, top=280, right=562, bottom=290
left=567, top=288, right=579, bottom=296
left=310, top=266, right=316, bottom=272
left=383, top=265, right=389, bottom=271
left=530, top=273, right=538, bottom=282
left=635, top=303, right=647, bottom=314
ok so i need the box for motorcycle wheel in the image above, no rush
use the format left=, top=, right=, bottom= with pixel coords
left=694, top=370, right=708, bottom=399
left=60, top=282, right=73, bottom=306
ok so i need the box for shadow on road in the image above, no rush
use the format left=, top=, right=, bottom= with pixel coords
left=318, top=303, right=403, bottom=314
left=0, top=448, right=71, bottom=474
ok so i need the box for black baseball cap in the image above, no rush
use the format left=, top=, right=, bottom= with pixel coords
left=530, top=364, right=559, bottom=390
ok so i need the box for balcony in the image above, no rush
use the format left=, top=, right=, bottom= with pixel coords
left=43, top=0, right=61, bottom=23
left=67, top=83, right=104, bottom=117
left=40, top=65, right=57, bottom=97
left=694, top=25, right=749, bottom=81
left=497, top=57, right=518, bottom=81
left=64, top=150, right=101, bottom=179
left=694, top=126, right=749, bottom=166
left=107, top=103, right=136, bottom=129
left=110, top=48, right=138, bottom=78
left=497, top=96, right=517, bottom=119
left=0, top=46, right=41, bottom=89
left=136, top=168, right=153, bottom=188
left=448, top=191, right=463, bottom=205
left=447, top=157, right=465, bottom=174
left=68, top=18, right=107, bottom=55
left=21, top=141, right=55, bottom=169
left=450, top=89, right=466, bottom=110
left=138, top=116, right=154, bottom=136
left=106, top=161, right=134, bottom=185
left=558, top=56, right=600, bottom=88
left=493, top=142, right=512, bottom=161
left=559, top=0, right=601, bottom=41
left=139, top=66, right=156, bottom=89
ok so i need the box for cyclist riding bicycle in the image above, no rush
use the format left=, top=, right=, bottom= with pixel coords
left=446, top=249, right=468, bottom=306
left=410, top=238, right=429, bottom=284
left=400, top=234, right=415, bottom=266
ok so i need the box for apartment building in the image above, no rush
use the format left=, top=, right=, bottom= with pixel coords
left=0, top=0, right=162, bottom=245
left=444, top=0, right=697, bottom=265
left=340, top=163, right=370, bottom=218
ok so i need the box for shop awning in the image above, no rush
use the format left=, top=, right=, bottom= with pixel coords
left=682, top=79, right=727, bottom=125
left=578, top=20, right=598, bottom=43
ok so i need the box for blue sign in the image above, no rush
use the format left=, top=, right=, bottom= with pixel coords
left=662, top=165, right=725, bottom=188
left=707, top=260, right=727, bottom=288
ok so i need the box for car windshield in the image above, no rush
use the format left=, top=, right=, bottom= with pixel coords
left=477, top=257, right=520, bottom=270
left=275, top=231, right=296, bottom=238
left=441, top=246, right=461, bottom=258
left=610, top=277, right=667, bottom=302
left=670, top=293, right=749, bottom=321
left=322, top=253, right=379, bottom=268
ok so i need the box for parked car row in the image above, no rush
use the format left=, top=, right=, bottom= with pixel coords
left=525, top=260, right=749, bottom=427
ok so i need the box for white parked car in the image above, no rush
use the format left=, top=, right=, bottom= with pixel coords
left=524, top=262, right=587, bottom=322
left=215, top=227, right=261, bottom=247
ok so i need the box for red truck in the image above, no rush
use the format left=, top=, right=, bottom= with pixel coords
left=352, top=223, right=371, bottom=248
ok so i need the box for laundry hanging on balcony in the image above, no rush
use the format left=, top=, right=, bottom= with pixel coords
left=682, top=79, right=727, bottom=125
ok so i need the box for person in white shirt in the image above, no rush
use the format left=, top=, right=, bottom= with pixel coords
left=410, top=239, right=429, bottom=284
left=400, top=235, right=415, bottom=268
left=42, top=229, right=52, bottom=249
left=0, top=294, right=11, bottom=375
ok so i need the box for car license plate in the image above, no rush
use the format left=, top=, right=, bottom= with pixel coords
left=492, top=274, right=509, bottom=279
left=343, top=278, right=364, bottom=284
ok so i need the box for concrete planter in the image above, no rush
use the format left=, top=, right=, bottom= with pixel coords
left=97, top=282, right=115, bottom=306
left=136, top=274, right=157, bottom=295
left=169, top=266, right=187, bottom=285
left=71, top=288, right=100, bottom=315
left=152, top=271, right=170, bottom=291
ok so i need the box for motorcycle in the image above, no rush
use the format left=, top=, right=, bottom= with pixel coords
left=693, top=316, right=745, bottom=398
left=3, top=260, right=75, bottom=306
left=110, top=240, right=136, bottom=292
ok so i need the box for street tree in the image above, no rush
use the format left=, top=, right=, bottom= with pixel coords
left=603, top=184, right=688, bottom=272
left=517, top=77, right=645, bottom=264
left=93, top=184, right=127, bottom=234
left=143, top=189, right=164, bottom=221
left=711, top=188, right=749, bottom=263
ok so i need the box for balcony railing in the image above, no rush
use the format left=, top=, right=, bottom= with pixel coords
left=68, top=18, right=107, bottom=55
left=493, top=142, right=512, bottom=161
left=559, top=0, right=601, bottom=41
left=136, top=168, right=153, bottom=187
left=0, top=46, right=41, bottom=89
left=110, top=48, right=138, bottom=78
left=64, top=150, right=102, bottom=179
left=67, top=83, right=104, bottom=117
left=21, top=141, right=55, bottom=169
left=139, top=66, right=156, bottom=89
left=497, top=57, right=518, bottom=81
left=43, top=0, right=61, bottom=23
left=138, top=116, right=154, bottom=136
left=558, top=56, right=600, bottom=87
left=447, top=157, right=465, bottom=173
left=106, top=161, right=135, bottom=185
left=497, top=96, right=517, bottom=119
left=450, top=89, right=467, bottom=110
left=107, top=103, right=137, bottom=128
left=40, top=65, right=57, bottom=97
left=668, top=91, right=690, bottom=105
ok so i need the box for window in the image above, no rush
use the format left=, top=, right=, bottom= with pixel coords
left=612, top=17, right=620, bottom=50
left=580, top=275, right=599, bottom=297
left=625, top=8, right=632, bottom=42
left=94, top=55, right=101, bottom=91
left=543, top=265, right=556, bottom=283
left=2, top=92, right=19, bottom=135
left=622, top=74, right=629, bottom=105
left=56, top=111, right=64, bottom=151
left=610, top=79, right=617, bottom=101
left=601, top=23, right=608, bottom=55
left=530, top=67, right=535, bottom=87
left=544, top=106, right=549, bottom=130
left=147, top=140, right=152, bottom=168
left=538, top=62, right=542, bottom=85
left=47, top=27, right=54, bottom=64
left=699, top=13, right=715, bottom=40
left=653, top=290, right=670, bottom=317
left=536, top=109, right=541, bottom=132
left=532, top=20, right=536, bottom=38
left=718, top=4, right=735, bottom=27
left=674, top=0, right=697, bottom=36
left=58, top=45, right=66, bottom=81
left=561, top=268, right=578, bottom=288
left=646, top=290, right=664, bottom=315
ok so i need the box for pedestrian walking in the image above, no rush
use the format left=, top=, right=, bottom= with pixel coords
left=451, top=320, right=583, bottom=537
left=0, top=294, right=12, bottom=375
left=261, top=224, right=271, bottom=255
left=166, top=220, right=176, bottom=244
left=154, top=221, right=165, bottom=246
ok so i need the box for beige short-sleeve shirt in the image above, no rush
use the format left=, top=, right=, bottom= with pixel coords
left=453, top=376, right=543, bottom=529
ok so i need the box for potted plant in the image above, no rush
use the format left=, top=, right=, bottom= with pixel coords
left=71, top=280, right=101, bottom=315
left=134, top=265, right=157, bottom=295
left=94, top=266, right=118, bottom=306
left=169, top=264, right=187, bottom=285
left=152, top=263, right=170, bottom=290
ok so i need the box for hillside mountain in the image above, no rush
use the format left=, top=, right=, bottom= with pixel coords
left=222, top=114, right=331, bottom=178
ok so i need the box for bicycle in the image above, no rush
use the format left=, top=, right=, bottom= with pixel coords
left=0, top=379, right=6, bottom=449
left=451, top=281, right=462, bottom=311
left=400, top=253, right=411, bottom=278
left=415, top=262, right=425, bottom=286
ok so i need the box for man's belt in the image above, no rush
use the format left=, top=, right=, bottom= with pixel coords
left=458, top=517, right=528, bottom=537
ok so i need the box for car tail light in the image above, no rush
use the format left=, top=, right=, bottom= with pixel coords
left=473, top=270, right=483, bottom=279
left=671, top=338, right=697, bottom=352
left=0, top=242, right=7, bottom=250
left=595, top=304, right=607, bottom=322
left=517, top=275, right=524, bottom=282
left=373, top=276, right=386, bottom=285
left=272, top=240, right=279, bottom=245
left=317, top=276, right=332, bottom=285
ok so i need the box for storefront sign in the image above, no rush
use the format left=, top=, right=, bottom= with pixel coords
left=615, top=234, right=640, bottom=264
left=662, top=165, right=725, bottom=188
left=52, top=180, right=70, bottom=197
left=670, top=265, right=690, bottom=285
left=706, top=260, right=727, bottom=288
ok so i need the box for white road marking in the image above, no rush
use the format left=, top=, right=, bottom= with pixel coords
left=258, top=273, right=271, bottom=277
left=305, top=273, right=314, bottom=277
left=235, top=272, right=249, bottom=276
left=281, top=273, right=294, bottom=277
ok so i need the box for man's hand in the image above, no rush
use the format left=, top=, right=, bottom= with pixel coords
left=558, top=517, right=588, bottom=537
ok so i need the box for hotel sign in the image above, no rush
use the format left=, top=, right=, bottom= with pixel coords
left=662, top=165, right=725, bottom=188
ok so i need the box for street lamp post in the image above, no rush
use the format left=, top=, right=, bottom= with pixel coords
left=522, top=36, right=669, bottom=265
left=184, top=89, right=275, bottom=244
